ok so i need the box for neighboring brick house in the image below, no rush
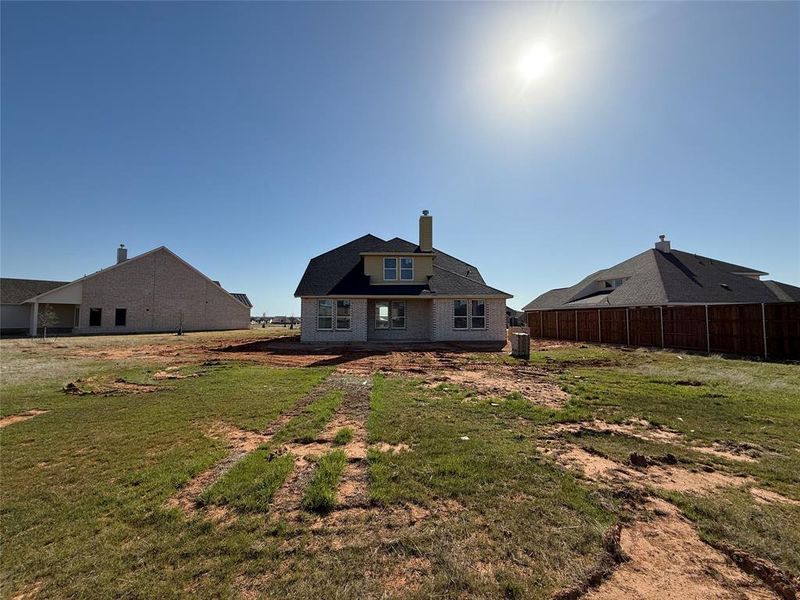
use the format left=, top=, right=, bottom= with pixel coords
left=1, top=246, right=251, bottom=336
left=294, top=212, right=512, bottom=346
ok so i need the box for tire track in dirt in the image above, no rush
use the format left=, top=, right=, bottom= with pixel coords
left=166, top=375, right=341, bottom=516
left=269, top=374, right=372, bottom=518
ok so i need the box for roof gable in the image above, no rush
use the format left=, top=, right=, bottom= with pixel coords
left=295, top=234, right=508, bottom=297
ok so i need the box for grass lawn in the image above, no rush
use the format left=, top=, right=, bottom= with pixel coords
left=1, top=332, right=798, bottom=598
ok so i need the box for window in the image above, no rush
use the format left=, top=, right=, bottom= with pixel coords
left=115, top=308, right=127, bottom=327
left=336, top=300, right=351, bottom=330
left=375, top=301, right=406, bottom=329
left=317, top=300, right=333, bottom=330
left=453, top=299, right=487, bottom=330
left=89, top=308, right=102, bottom=327
left=383, top=257, right=414, bottom=281
left=391, top=301, right=406, bottom=329
left=453, top=300, right=468, bottom=329
left=383, top=257, right=397, bottom=281
left=603, top=278, right=625, bottom=289
left=375, top=303, right=390, bottom=329
left=471, top=300, right=486, bottom=329
left=400, top=257, right=414, bottom=281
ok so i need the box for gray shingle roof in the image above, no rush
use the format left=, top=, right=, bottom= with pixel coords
left=523, top=248, right=800, bottom=310
left=230, top=293, right=253, bottom=307
left=1, top=278, right=69, bottom=304
left=294, top=235, right=509, bottom=298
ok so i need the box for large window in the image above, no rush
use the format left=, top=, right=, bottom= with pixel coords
left=318, top=300, right=352, bottom=330
left=383, top=258, right=397, bottom=281
left=115, top=308, right=127, bottom=327
left=383, top=257, right=414, bottom=281
left=89, top=308, right=102, bottom=327
left=336, top=300, right=351, bottom=330
left=375, top=301, right=406, bottom=330
left=317, top=300, right=333, bottom=330
left=453, top=299, right=487, bottom=330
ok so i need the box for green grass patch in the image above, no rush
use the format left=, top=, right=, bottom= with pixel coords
left=201, top=451, right=295, bottom=511
left=332, top=427, right=353, bottom=445
left=273, top=389, right=343, bottom=444
left=301, top=450, right=347, bottom=514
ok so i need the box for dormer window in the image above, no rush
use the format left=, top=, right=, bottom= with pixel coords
left=603, top=278, right=625, bottom=289
left=383, top=257, right=414, bottom=281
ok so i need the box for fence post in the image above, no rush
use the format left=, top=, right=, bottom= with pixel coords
left=540, top=312, right=543, bottom=338
left=761, top=303, right=768, bottom=359
left=555, top=311, right=559, bottom=339
left=598, top=310, right=602, bottom=343
left=659, top=306, right=664, bottom=348
left=705, top=305, right=710, bottom=354
left=575, top=310, right=578, bottom=342
left=626, top=308, right=630, bottom=346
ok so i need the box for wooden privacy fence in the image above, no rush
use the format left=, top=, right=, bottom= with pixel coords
left=526, top=302, right=800, bottom=360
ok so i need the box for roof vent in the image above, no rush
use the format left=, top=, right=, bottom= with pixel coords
left=655, top=234, right=671, bottom=253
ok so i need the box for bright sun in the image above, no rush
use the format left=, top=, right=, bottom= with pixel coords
left=515, top=42, right=556, bottom=86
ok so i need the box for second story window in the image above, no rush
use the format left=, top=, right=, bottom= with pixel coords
left=400, top=257, right=414, bottom=280
left=383, top=257, right=397, bottom=280
left=383, top=257, right=414, bottom=281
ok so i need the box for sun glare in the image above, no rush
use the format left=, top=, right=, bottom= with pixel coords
left=515, top=42, right=556, bottom=87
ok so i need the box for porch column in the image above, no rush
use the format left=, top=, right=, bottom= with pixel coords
left=29, top=302, right=39, bottom=337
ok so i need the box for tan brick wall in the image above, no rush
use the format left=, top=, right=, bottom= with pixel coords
left=300, top=298, right=368, bottom=342
left=74, top=248, right=250, bottom=334
left=432, top=298, right=506, bottom=342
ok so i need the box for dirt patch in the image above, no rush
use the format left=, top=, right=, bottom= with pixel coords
left=63, top=378, right=159, bottom=396
left=0, top=409, right=48, bottom=429
left=712, top=541, right=800, bottom=600
left=539, top=444, right=751, bottom=496
left=548, top=419, right=762, bottom=463
left=370, top=442, right=411, bottom=454
left=423, top=368, right=569, bottom=408
left=581, top=498, right=777, bottom=600
left=750, top=488, right=800, bottom=507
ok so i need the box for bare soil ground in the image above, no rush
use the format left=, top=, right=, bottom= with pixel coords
left=583, top=498, right=776, bottom=600
left=0, top=409, right=47, bottom=429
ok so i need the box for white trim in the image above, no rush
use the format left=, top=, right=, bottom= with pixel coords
left=383, top=257, right=398, bottom=281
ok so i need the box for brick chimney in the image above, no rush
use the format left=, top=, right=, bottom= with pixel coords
left=419, top=210, right=433, bottom=252
left=655, top=234, right=671, bottom=253
left=117, top=244, right=128, bottom=264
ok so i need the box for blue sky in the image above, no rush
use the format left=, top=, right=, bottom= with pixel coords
left=2, top=1, right=798, bottom=314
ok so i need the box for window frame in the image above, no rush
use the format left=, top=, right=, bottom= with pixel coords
left=335, top=299, right=352, bottom=331
left=317, top=300, right=333, bottom=330
left=399, top=257, right=414, bottom=281
left=383, top=257, right=398, bottom=281
left=452, top=299, right=487, bottom=330
left=375, top=302, right=390, bottom=329
left=114, top=308, right=127, bottom=327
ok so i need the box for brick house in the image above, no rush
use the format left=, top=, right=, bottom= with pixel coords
left=1, top=246, right=251, bottom=336
left=294, top=212, right=512, bottom=346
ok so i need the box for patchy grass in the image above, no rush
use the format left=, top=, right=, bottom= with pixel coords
left=273, top=390, right=343, bottom=444
left=0, top=363, right=329, bottom=598
left=332, top=427, right=353, bottom=445
left=2, top=333, right=799, bottom=598
left=301, top=450, right=347, bottom=513
left=202, top=389, right=343, bottom=511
